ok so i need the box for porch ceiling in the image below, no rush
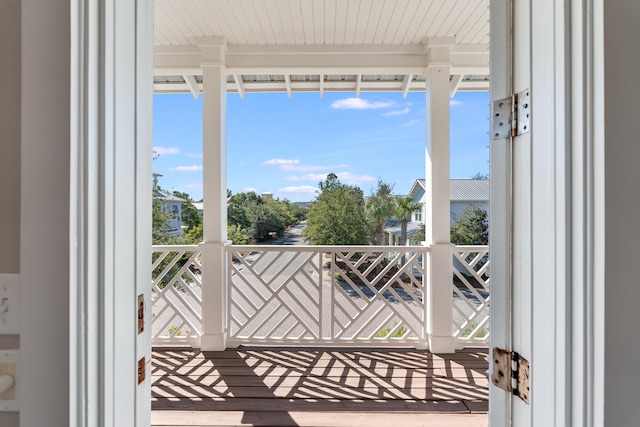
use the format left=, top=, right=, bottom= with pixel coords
left=154, top=0, right=490, bottom=97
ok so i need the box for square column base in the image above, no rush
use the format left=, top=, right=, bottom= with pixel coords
left=200, top=332, right=227, bottom=351
left=427, top=334, right=456, bottom=354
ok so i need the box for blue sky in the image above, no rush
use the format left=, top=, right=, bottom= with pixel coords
left=152, top=91, right=489, bottom=202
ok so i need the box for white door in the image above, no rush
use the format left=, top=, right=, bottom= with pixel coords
left=490, top=0, right=575, bottom=425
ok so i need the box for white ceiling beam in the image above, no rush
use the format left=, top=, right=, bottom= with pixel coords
left=233, top=75, right=245, bottom=98
left=457, top=80, right=490, bottom=91
left=449, top=74, right=464, bottom=98
left=319, top=74, right=324, bottom=98
left=401, top=74, right=413, bottom=98
left=153, top=43, right=490, bottom=76
left=182, top=75, right=200, bottom=99
left=153, top=79, right=491, bottom=95
left=284, top=74, right=292, bottom=98
left=355, top=75, right=362, bottom=97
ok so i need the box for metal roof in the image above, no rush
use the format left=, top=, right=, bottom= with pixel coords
left=154, top=189, right=186, bottom=203
left=449, top=179, right=489, bottom=202
left=153, top=0, right=490, bottom=96
left=408, top=178, right=489, bottom=202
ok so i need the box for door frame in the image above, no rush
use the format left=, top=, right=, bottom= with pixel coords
left=67, top=0, right=606, bottom=425
left=69, top=0, right=154, bottom=425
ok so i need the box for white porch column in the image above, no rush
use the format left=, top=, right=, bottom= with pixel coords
left=424, top=37, right=455, bottom=353
left=199, top=37, right=230, bottom=351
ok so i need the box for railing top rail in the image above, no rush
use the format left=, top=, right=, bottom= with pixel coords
left=452, top=245, right=490, bottom=250
left=152, top=244, right=201, bottom=251
left=226, top=244, right=431, bottom=252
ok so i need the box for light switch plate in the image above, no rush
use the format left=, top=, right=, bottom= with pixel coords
left=0, top=274, right=19, bottom=334
left=0, top=350, right=18, bottom=411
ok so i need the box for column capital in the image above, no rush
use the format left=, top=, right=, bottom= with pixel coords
left=423, top=36, right=454, bottom=72
left=197, top=36, right=228, bottom=67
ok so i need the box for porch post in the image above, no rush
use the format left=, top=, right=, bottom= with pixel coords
left=424, top=37, right=455, bottom=353
left=199, top=37, right=230, bottom=351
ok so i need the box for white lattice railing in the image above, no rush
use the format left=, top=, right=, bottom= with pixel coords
left=452, top=245, right=490, bottom=345
left=227, top=246, right=427, bottom=347
left=151, top=245, right=202, bottom=345
left=151, top=244, right=490, bottom=347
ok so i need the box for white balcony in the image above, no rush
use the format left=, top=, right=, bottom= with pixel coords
left=151, top=243, right=490, bottom=425
left=151, top=244, right=490, bottom=349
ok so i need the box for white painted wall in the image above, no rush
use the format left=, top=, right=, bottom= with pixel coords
left=20, top=0, right=70, bottom=425
left=603, top=1, right=640, bottom=424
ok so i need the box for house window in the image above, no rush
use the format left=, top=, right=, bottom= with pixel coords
left=414, top=212, right=422, bottom=222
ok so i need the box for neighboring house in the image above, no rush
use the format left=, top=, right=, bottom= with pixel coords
left=385, top=178, right=490, bottom=245
left=153, top=173, right=185, bottom=236
left=192, top=201, right=204, bottom=213
left=293, top=201, right=313, bottom=209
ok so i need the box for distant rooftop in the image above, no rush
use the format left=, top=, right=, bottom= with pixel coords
left=154, top=189, right=186, bottom=203
left=449, top=179, right=489, bottom=202
left=411, top=178, right=489, bottom=202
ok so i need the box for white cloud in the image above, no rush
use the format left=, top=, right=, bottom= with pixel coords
left=302, top=172, right=376, bottom=186
left=450, top=99, right=463, bottom=107
left=278, top=185, right=318, bottom=195
left=170, top=165, right=202, bottom=172
left=244, top=187, right=258, bottom=193
left=264, top=158, right=348, bottom=172
left=285, top=176, right=299, bottom=181
left=153, top=146, right=180, bottom=156
left=331, top=98, right=396, bottom=110
left=334, top=172, right=377, bottom=185
left=186, top=153, right=203, bottom=158
left=263, top=158, right=300, bottom=166
left=283, top=163, right=348, bottom=172
left=382, top=107, right=411, bottom=116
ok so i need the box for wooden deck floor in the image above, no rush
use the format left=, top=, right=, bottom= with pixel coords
left=151, top=346, right=489, bottom=427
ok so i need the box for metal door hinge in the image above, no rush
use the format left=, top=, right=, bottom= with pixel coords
left=491, top=347, right=530, bottom=404
left=491, top=89, right=530, bottom=140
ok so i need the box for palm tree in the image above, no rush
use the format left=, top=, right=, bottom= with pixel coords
left=395, top=196, right=422, bottom=246
left=366, top=196, right=393, bottom=245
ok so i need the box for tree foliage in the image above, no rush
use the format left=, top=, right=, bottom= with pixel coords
left=303, top=173, right=368, bottom=245
left=450, top=206, right=489, bottom=245
left=394, top=196, right=422, bottom=246
left=227, top=191, right=306, bottom=243
left=227, top=224, right=250, bottom=245
left=172, top=190, right=202, bottom=230
left=248, top=201, right=288, bottom=240
left=366, top=179, right=395, bottom=245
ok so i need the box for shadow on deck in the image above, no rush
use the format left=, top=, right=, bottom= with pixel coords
left=151, top=346, right=489, bottom=427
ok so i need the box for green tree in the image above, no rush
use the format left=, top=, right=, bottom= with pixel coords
left=183, top=224, right=203, bottom=243
left=410, top=224, right=426, bottom=243
left=152, top=193, right=187, bottom=245
left=280, top=199, right=307, bottom=224
left=394, top=196, right=422, bottom=246
left=227, top=191, right=258, bottom=229
left=366, top=179, right=395, bottom=245
left=450, top=206, right=489, bottom=245
left=303, top=173, right=368, bottom=245
left=172, top=191, right=202, bottom=231
left=227, top=224, right=250, bottom=245
left=248, top=201, right=288, bottom=241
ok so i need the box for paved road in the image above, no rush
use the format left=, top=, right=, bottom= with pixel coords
left=272, top=222, right=308, bottom=245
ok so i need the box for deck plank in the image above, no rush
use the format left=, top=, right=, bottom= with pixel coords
left=151, top=347, right=489, bottom=427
